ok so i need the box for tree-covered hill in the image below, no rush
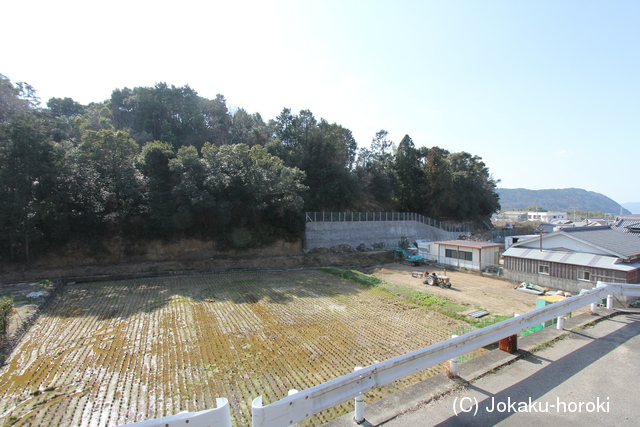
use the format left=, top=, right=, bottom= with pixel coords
left=1, top=74, right=501, bottom=262
left=497, top=188, right=630, bottom=215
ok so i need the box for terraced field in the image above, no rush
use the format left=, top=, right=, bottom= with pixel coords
left=0, top=270, right=470, bottom=426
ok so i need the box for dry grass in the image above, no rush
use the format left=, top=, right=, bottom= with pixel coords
left=0, top=270, right=469, bottom=427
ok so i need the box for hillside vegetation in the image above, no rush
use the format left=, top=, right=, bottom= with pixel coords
left=497, top=188, right=630, bottom=215
left=1, top=74, right=500, bottom=263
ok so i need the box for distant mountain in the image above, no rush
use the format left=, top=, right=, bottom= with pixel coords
left=622, top=202, right=640, bottom=214
left=497, top=188, right=631, bottom=215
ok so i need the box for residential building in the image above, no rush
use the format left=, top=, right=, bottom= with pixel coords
left=527, top=211, right=568, bottom=222
left=612, top=215, right=640, bottom=238
left=502, top=226, right=640, bottom=294
left=433, top=240, right=503, bottom=271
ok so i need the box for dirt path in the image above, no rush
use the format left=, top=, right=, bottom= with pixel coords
left=369, top=263, right=541, bottom=317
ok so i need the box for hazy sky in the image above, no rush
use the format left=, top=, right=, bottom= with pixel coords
left=3, top=1, right=638, bottom=204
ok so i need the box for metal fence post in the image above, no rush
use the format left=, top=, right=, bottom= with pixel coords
left=557, top=316, right=565, bottom=330
left=590, top=302, right=598, bottom=314
left=607, top=295, right=613, bottom=309
left=353, top=367, right=365, bottom=424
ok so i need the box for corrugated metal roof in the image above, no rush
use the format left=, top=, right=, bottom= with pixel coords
left=502, top=247, right=640, bottom=271
left=511, top=226, right=640, bottom=260
left=435, top=240, right=503, bottom=249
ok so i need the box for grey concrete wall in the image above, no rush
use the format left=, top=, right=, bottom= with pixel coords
left=503, top=270, right=596, bottom=295
left=305, top=220, right=464, bottom=251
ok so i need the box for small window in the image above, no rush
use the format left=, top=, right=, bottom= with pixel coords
left=460, top=250, right=472, bottom=261
left=539, top=264, right=550, bottom=275
left=578, top=270, right=591, bottom=281
left=445, top=249, right=455, bottom=258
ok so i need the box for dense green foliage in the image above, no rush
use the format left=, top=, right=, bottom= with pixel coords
left=0, top=297, right=13, bottom=338
left=498, top=188, right=629, bottom=215
left=0, top=74, right=501, bottom=261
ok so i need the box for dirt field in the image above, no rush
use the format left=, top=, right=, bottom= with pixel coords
left=370, top=263, right=540, bottom=317
left=0, top=263, right=568, bottom=427
left=0, top=269, right=477, bottom=427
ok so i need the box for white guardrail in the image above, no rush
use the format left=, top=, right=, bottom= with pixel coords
left=122, top=282, right=640, bottom=427
left=120, top=398, right=232, bottom=427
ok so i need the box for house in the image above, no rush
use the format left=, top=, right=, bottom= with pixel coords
left=432, top=240, right=503, bottom=271
left=505, top=235, right=538, bottom=250
left=502, top=226, right=640, bottom=294
left=612, top=215, right=640, bottom=238
left=572, top=218, right=609, bottom=227
left=527, top=211, right=567, bottom=222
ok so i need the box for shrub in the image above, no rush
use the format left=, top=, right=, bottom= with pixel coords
left=0, top=297, right=14, bottom=337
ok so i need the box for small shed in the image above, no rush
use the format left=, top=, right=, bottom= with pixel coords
left=434, top=240, right=503, bottom=271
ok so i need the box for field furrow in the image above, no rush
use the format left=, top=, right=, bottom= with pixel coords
left=0, top=270, right=469, bottom=426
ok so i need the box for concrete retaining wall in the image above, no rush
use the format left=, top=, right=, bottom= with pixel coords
left=305, top=220, right=464, bottom=251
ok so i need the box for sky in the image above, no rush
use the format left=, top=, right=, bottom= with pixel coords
left=2, top=0, right=638, bottom=205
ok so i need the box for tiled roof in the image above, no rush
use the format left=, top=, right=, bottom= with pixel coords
left=612, top=215, right=640, bottom=238
left=510, top=226, right=640, bottom=260
left=557, top=226, right=640, bottom=259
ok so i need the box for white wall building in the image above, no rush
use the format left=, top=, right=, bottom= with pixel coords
left=527, top=211, right=567, bottom=222
left=433, top=240, right=503, bottom=271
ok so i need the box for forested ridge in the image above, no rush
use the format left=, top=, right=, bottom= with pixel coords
left=0, top=74, right=500, bottom=262
left=497, top=188, right=630, bottom=215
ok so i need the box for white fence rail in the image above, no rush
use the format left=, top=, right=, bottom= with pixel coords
left=119, top=398, right=232, bottom=427
left=123, top=282, right=640, bottom=427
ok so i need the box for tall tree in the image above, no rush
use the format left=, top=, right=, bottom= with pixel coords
left=170, top=144, right=221, bottom=232
left=201, top=94, right=232, bottom=146
left=355, top=130, right=397, bottom=210
left=138, top=141, right=177, bottom=237
left=0, top=111, right=61, bottom=261
left=423, top=146, right=452, bottom=218
left=269, top=109, right=358, bottom=211
left=47, top=97, right=85, bottom=143
left=395, top=135, right=425, bottom=213
left=447, top=152, right=500, bottom=219
left=229, top=109, right=269, bottom=147
left=78, top=130, right=141, bottom=222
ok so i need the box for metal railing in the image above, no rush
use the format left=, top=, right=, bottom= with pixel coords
left=120, top=398, right=232, bottom=427
left=123, top=282, right=640, bottom=427
left=306, top=212, right=469, bottom=233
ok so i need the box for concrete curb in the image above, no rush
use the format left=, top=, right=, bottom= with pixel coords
left=322, top=309, right=621, bottom=426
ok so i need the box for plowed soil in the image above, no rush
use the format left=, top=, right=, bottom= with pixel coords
left=0, top=269, right=478, bottom=427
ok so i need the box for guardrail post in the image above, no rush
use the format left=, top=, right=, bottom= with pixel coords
left=590, top=302, right=598, bottom=315
left=449, top=335, right=459, bottom=377
left=288, top=390, right=299, bottom=427
left=500, top=314, right=519, bottom=353
left=607, top=295, right=613, bottom=309
left=354, top=367, right=365, bottom=424
left=557, top=316, right=565, bottom=330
